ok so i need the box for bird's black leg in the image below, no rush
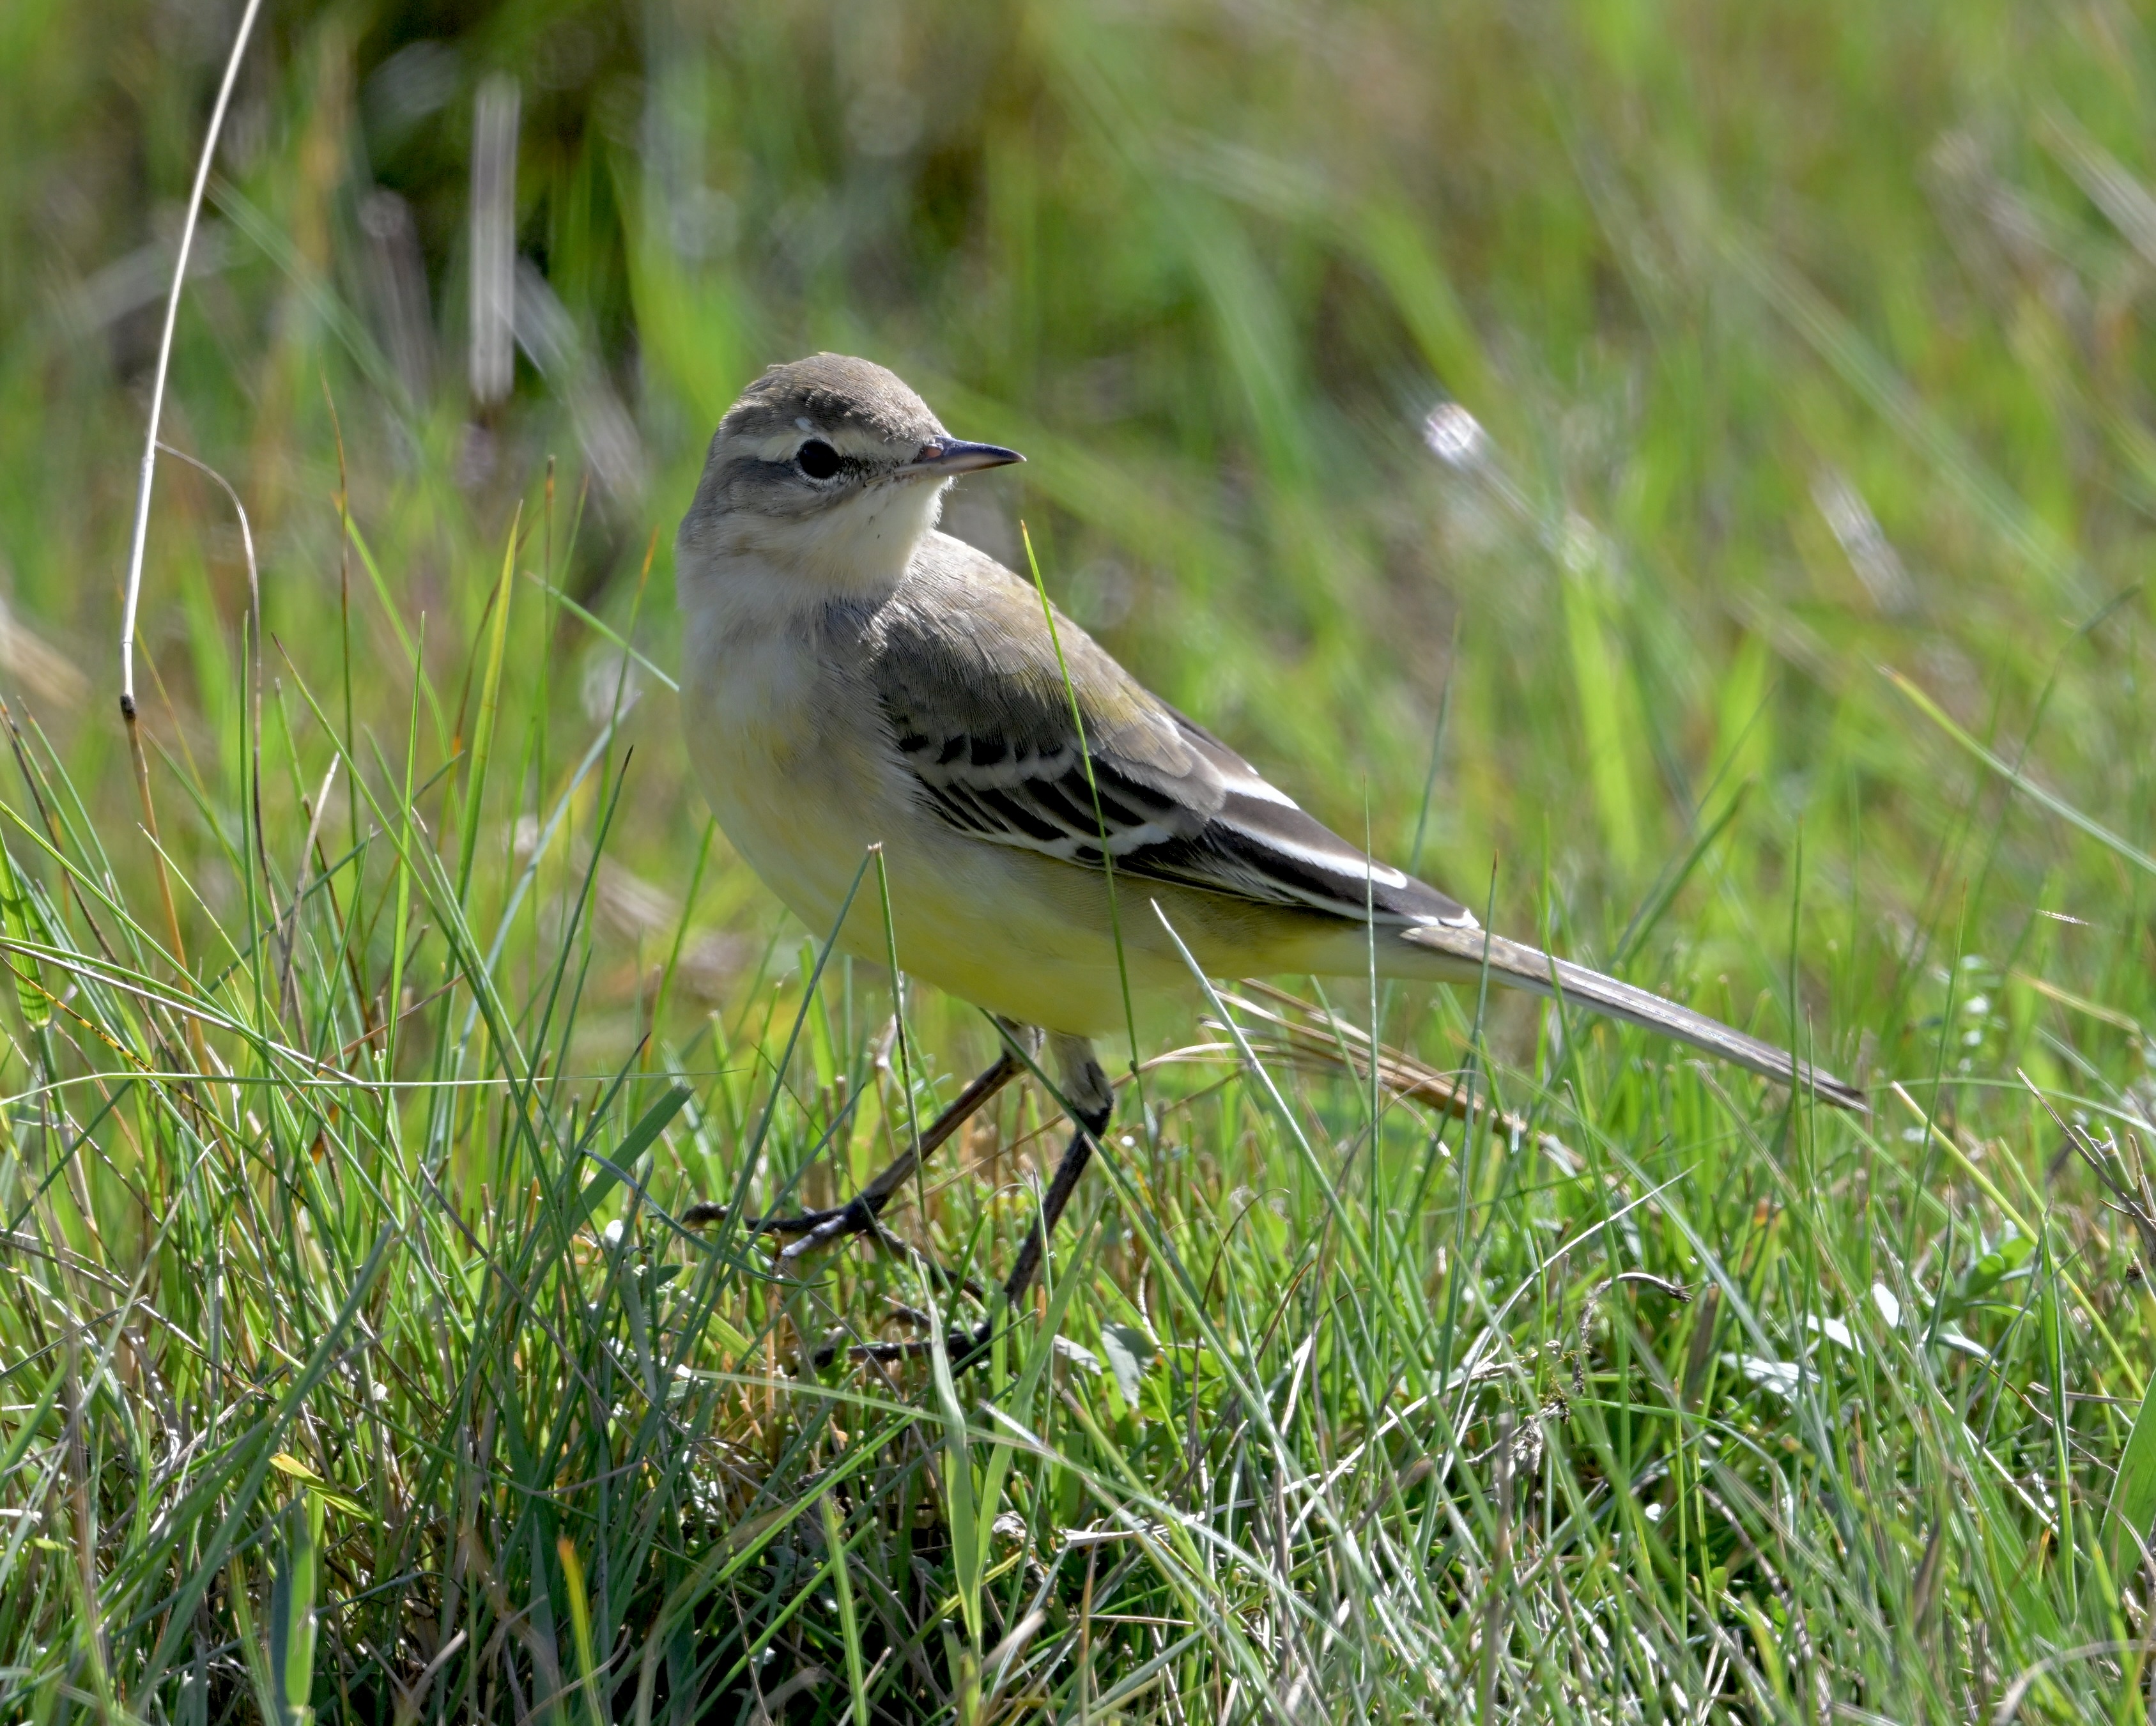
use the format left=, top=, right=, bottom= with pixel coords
left=994, top=1092, right=1112, bottom=1317
left=683, top=1045, right=1024, bottom=1247
left=830, top=1035, right=1113, bottom=1373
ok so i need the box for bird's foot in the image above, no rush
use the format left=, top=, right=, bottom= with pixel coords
left=679, top=1192, right=879, bottom=1244
left=810, top=1318, right=996, bottom=1372
left=774, top=1194, right=889, bottom=1260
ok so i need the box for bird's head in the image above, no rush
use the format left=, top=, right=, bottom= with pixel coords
left=678, top=353, right=1022, bottom=597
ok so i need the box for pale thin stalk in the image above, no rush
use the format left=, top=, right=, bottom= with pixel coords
left=117, top=0, right=266, bottom=713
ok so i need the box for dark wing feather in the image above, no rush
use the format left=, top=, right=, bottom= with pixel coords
left=861, top=536, right=1864, bottom=1111
left=868, top=534, right=1476, bottom=929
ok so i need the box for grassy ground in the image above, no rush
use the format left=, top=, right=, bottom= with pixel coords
left=7, top=0, right=2156, bottom=1718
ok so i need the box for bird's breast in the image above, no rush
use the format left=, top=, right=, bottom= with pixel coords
left=693, top=631, right=819, bottom=759
left=681, top=600, right=912, bottom=932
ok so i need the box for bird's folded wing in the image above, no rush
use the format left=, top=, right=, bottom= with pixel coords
left=869, top=539, right=1476, bottom=928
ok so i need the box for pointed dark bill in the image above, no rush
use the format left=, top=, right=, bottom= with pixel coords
left=897, top=438, right=1025, bottom=476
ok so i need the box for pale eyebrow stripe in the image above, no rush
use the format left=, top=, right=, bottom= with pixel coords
left=741, top=426, right=898, bottom=463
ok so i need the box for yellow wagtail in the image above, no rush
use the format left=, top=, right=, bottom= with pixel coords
left=675, top=353, right=1861, bottom=1363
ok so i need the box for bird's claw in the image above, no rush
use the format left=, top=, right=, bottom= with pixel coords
left=809, top=1320, right=994, bottom=1371
left=776, top=1194, right=884, bottom=1258
left=681, top=1194, right=881, bottom=1241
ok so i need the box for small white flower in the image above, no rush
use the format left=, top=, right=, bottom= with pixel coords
left=1806, top=1314, right=1860, bottom=1353
left=1737, top=1355, right=1801, bottom=1399
left=1422, top=403, right=1487, bottom=469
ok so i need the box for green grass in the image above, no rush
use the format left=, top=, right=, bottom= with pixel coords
left=6, top=0, right=2156, bottom=1718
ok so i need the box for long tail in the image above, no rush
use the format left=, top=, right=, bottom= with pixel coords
left=1399, top=923, right=1867, bottom=1113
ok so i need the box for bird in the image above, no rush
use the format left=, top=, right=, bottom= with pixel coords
left=674, top=352, right=1862, bottom=1364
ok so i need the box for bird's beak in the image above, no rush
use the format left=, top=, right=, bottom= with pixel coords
left=895, top=438, right=1025, bottom=477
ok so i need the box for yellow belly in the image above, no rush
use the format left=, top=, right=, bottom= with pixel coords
left=682, top=656, right=1415, bottom=1034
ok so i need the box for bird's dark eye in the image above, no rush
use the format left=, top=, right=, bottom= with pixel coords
left=796, top=439, right=841, bottom=479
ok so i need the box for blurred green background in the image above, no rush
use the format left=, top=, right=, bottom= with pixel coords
left=8, top=0, right=2152, bottom=1047
left=10, top=1, right=2156, bottom=1718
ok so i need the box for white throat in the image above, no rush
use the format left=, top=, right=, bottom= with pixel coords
left=685, top=476, right=946, bottom=613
